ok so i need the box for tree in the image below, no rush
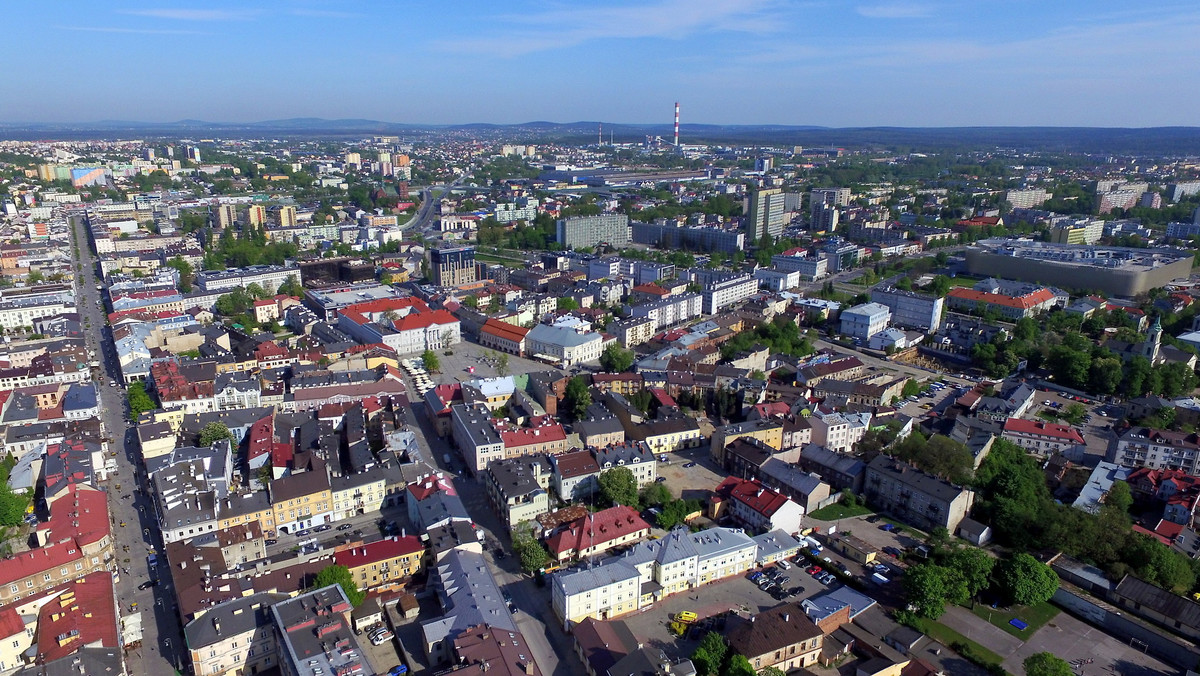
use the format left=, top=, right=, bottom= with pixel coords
left=421, top=349, right=440, bottom=372
left=277, top=274, right=303, bottom=297
left=901, top=379, right=921, bottom=398
left=563, top=376, right=591, bottom=421
left=724, top=654, right=756, bottom=676
left=165, top=256, right=194, bottom=293
left=557, top=297, right=579, bottom=312
left=639, top=482, right=672, bottom=509
left=690, top=631, right=727, bottom=676
left=496, top=353, right=510, bottom=377
left=946, top=547, right=995, bottom=599
left=0, top=487, right=30, bottom=527
left=313, top=564, right=365, bottom=607
left=928, top=275, right=952, bottom=297
left=512, top=521, right=551, bottom=573
left=1022, top=652, right=1073, bottom=676
left=246, top=282, right=269, bottom=300
left=904, top=564, right=951, bottom=618
left=994, top=553, right=1059, bottom=606
left=198, top=422, right=233, bottom=447
left=598, top=466, right=638, bottom=507
left=599, top=344, right=635, bottom=373
left=126, top=381, right=156, bottom=420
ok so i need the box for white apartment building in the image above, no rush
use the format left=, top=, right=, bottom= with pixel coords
left=628, top=293, right=703, bottom=331
left=839, top=302, right=892, bottom=339
left=869, top=287, right=944, bottom=332
left=556, top=214, right=630, bottom=250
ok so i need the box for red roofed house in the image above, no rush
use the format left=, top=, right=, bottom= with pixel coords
left=712, top=477, right=805, bottom=536
left=545, top=505, right=651, bottom=562
left=946, top=286, right=1058, bottom=320
left=1001, top=417, right=1087, bottom=461
left=423, top=383, right=463, bottom=437
left=333, top=535, right=424, bottom=592
left=336, top=296, right=461, bottom=355
left=33, top=572, right=120, bottom=665
left=498, top=418, right=568, bottom=458
left=630, top=283, right=671, bottom=303
left=955, top=216, right=1004, bottom=230
left=0, top=485, right=114, bottom=606
left=478, top=318, right=529, bottom=357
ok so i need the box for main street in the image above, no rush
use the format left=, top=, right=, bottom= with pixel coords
left=69, top=214, right=181, bottom=674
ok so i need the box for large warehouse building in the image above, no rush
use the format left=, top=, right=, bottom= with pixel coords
left=965, top=239, right=1193, bottom=296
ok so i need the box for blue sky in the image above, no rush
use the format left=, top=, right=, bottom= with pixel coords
left=5, top=1, right=1199, bottom=127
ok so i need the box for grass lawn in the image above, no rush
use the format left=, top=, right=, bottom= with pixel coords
left=808, top=502, right=874, bottom=521
left=968, top=600, right=1060, bottom=640
left=910, top=617, right=1007, bottom=671
left=949, top=276, right=983, bottom=287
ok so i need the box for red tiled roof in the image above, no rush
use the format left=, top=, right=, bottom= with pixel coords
left=334, top=535, right=424, bottom=569
left=631, top=283, right=669, bottom=296
left=35, top=572, right=119, bottom=663
left=407, top=474, right=456, bottom=502
left=947, top=287, right=1056, bottom=310
left=545, top=505, right=650, bottom=559
left=500, top=422, right=567, bottom=449
left=1003, top=418, right=1085, bottom=444
left=716, top=476, right=792, bottom=518
left=481, top=319, right=530, bottom=343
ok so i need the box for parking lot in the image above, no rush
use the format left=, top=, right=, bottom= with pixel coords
left=1026, top=389, right=1121, bottom=466
left=617, top=564, right=833, bottom=661
left=431, top=339, right=569, bottom=385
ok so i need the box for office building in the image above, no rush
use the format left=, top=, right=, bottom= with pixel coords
left=556, top=214, right=630, bottom=250
left=746, top=187, right=785, bottom=241
left=430, top=246, right=478, bottom=287
left=839, top=302, right=891, bottom=339
left=869, top=286, right=944, bottom=332
left=965, top=239, right=1195, bottom=296
left=771, top=248, right=828, bottom=280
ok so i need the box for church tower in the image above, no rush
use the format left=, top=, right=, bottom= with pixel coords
left=1144, top=316, right=1163, bottom=363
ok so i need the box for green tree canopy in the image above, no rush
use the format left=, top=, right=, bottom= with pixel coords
left=421, top=349, right=440, bottom=372
left=945, top=547, right=995, bottom=599
left=511, top=521, right=552, bottom=573
left=563, top=376, right=592, bottom=421
left=198, top=422, right=233, bottom=447
left=313, top=564, right=365, bottom=607
left=126, top=382, right=156, bottom=421
left=599, top=344, right=635, bottom=373
left=904, top=564, right=953, bottom=619
left=994, top=553, right=1059, bottom=606
left=1022, top=652, right=1073, bottom=676
left=165, top=256, right=194, bottom=293
left=598, top=466, right=638, bottom=507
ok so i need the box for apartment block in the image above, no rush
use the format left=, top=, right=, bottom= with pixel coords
left=839, top=302, right=891, bottom=339
left=863, top=455, right=975, bottom=533
left=869, top=286, right=943, bottom=332
left=556, top=214, right=630, bottom=250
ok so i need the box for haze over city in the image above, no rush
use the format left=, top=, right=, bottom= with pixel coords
left=7, top=0, right=1200, bottom=127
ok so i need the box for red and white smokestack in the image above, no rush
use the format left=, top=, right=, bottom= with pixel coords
left=673, top=102, right=680, bottom=146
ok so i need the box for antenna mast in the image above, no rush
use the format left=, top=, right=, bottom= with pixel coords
left=673, top=102, right=680, bottom=147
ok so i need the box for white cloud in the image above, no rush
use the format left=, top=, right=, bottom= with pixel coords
left=856, top=2, right=934, bottom=19
left=120, top=8, right=258, bottom=21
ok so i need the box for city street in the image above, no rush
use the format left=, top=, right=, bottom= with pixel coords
left=69, top=214, right=181, bottom=673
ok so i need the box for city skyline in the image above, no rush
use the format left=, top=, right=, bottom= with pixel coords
left=5, top=0, right=1200, bottom=127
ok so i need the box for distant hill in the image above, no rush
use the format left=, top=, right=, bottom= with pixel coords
left=0, top=118, right=1198, bottom=154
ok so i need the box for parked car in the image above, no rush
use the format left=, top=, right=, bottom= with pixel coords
left=684, top=462, right=697, bottom=468
left=337, top=524, right=353, bottom=531
left=883, top=546, right=902, bottom=557
left=655, top=477, right=668, bottom=483
left=138, top=579, right=158, bottom=590
left=879, top=523, right=896, bottom=532
left=265, top=539, right=278, bottom=546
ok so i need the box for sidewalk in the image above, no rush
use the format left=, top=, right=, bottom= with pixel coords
left=941, top=605, right=1023, bottom=656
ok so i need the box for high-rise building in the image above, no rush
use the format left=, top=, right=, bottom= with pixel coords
left=431, top=246, right=478, bottom=287
left=214, top=204, right=237, bottom=230
left=810, top=202, right=840, bottom=232
left=344, top=152, right=361, bottom=167
left=275, top=205, right=297, bottom=228
left=746, top=187, right=785, bottom=241
left=244, top=205, right=266, bottom=227
left=1168, top=182, right=1200, bottom=202
left=555, top=214, right=630, bottom=249
left=398, top=181, right=410, bottom=199
left=143, top=148, right=155, bottom=161
left=186, top=146, right=201, bottom=162
left=870, top=286, right=944, bottom=332
left=811, top=187, right=852, bottom=207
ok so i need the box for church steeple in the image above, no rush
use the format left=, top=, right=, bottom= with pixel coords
left=1145, top=316, right=1163, bottom=362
